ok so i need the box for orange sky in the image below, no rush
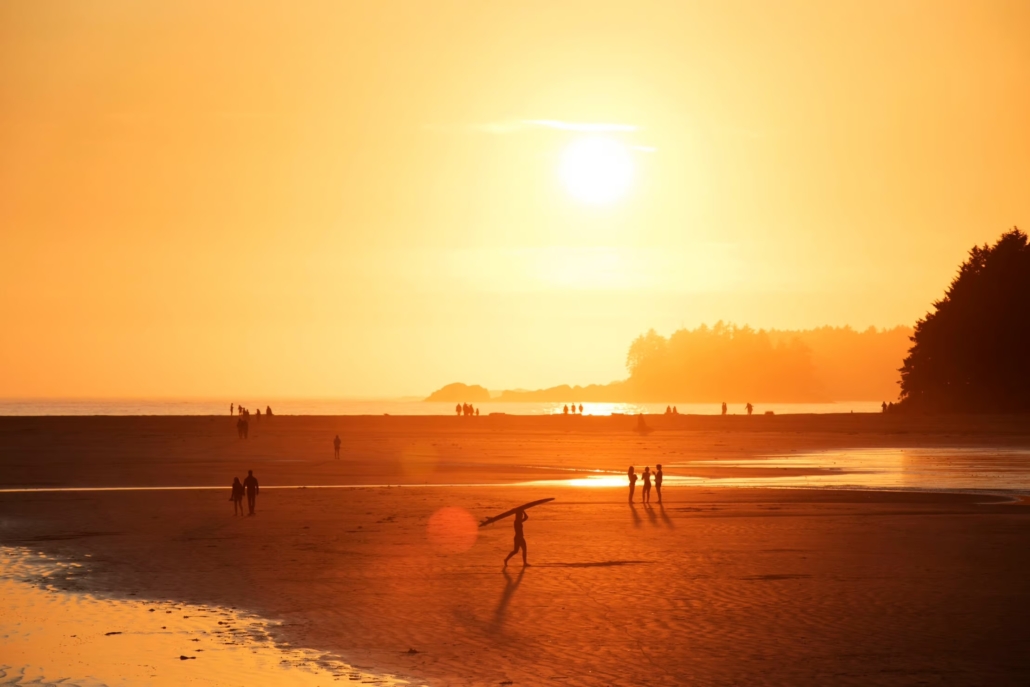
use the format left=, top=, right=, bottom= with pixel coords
left=2, top=1, right=1028, bottom=398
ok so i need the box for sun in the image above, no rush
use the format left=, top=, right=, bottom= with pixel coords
left=558, top=136, right=634, bottom=204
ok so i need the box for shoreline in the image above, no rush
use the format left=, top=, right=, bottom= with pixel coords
left=0, top=545, right=411, bottom=687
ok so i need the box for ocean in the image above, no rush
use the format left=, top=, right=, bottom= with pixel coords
left=0, top=398, right=885, bottom=416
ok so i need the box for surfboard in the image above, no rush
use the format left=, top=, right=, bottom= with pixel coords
left=478, top=497, right=554, bottom=528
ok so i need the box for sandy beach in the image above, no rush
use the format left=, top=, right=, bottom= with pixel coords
left=2, top=414, right=1030, bottom=686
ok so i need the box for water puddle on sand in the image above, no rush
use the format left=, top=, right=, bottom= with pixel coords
left=667, top=447, right=1030, bottom=492
left=512, top=447, right=1030, bottom=494
left=0, top=547, right=413, bottom=687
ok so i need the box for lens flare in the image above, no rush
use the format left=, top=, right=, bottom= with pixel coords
left=426, top=507, right=478, bottom=554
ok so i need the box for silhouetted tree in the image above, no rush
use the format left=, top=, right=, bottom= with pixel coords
left=624, top=321, right=823, bottom=402
left=899, top=228, right=1030, bottom=412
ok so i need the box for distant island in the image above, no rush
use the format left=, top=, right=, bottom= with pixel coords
left=426, top=324, right=912, bottom=403
left=424, top=382, right=492, bottom=403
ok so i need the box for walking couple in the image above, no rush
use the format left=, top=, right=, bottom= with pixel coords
left=229, top=470, right=260, bottom=516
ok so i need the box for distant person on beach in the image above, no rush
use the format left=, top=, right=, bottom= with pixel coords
left=746, top=402, right=753, bottom=416
left=673, top=406, right=678, bottom=415
left=642, top=466, right=652, bottom=504
left=266, top=405, right=273, bottom=417
left=503, top=509, right=530, bottom=568
left=882, top=401, right=887, bottom=413
left=230, top=477, right=245, bottom=516
left=721, top=402, right=727, bottom=416
left=628, top=466, right=638, bottom=503
left=243, top=470, right=259, bottom=515
left=563, top=404, right=569, bottom=414
left=455, top=404, right=461, bottom=416
left=475, top=407, right=480, bottom=416
left=334, top=434, right=341, bottom=459
left=665, top=405, right=671, bottom=415
left=655, top=464, right=663, bottom=504
left=231, top=403, right=234, bottom=416
left=255, top=408, right=261, bottom=421
left=578, top=404, right=583, bottom=414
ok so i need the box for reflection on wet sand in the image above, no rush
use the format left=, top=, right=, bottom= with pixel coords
left=672, top=447, right=1030, bottom=492
left=0, top=547, right=412, bottom=687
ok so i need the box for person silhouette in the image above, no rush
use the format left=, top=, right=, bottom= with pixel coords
left=230, top=477, right=245, bottom=516
left=627, top=466, right=638, bottom=503
left=255, top=407, right=261, bottom=421
left=230, top=403, right=234, bottom=416
left=665, top=405, right=671, bottom=415
left=721, top=402, right=727, bottom=416
left=578, top=404, right=583, bottom=414
left=563, top=404, right=569, bottom=415
left=333, top=434, right=341, bottom=459
left=655, top=464, right=663, bottom=504
left=881, top=401, right=887, bottom=413
left=642, top=466, right=652, bottom=504
left=475, top=407, right=480, bottom=416
left=746, top=402, right=753, bottom=416
left=455, top=403, right=461, bottom=417
left=243, top=470, right=259, bottom=515
left=673, top=406, right=678, bottom=415
left=503, top=509, right=530, bottom=568
left=266, top=405, right=273, bottom=417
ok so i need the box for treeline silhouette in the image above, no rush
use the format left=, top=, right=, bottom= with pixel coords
left=622, top=322, right=910, bottom=402
left=899, top=228, right=1030, bottom=413
left=427, top=323, right=911, bottom=403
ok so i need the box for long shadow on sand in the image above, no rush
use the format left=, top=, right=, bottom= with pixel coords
left=658, top=503, right=675, bottom=528
left=643, top=503, right=658, bottom=526
left=629, top=503, right=641, bottom=528
left=534, top=560, right=649, bottom=568
left=489, top=567, right=526, bottom=634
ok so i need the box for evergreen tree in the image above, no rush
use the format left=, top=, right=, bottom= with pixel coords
left=899, top=228, right=1030, bottom=412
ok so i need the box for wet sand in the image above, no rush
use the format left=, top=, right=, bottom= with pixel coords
left=2, top=414, right=1030, bottom=685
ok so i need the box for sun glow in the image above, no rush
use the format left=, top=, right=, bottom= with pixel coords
left=558, top=136, right=634, bottom=204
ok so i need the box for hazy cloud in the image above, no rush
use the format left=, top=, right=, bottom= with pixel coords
left=475, top=119, right=639, bottom=134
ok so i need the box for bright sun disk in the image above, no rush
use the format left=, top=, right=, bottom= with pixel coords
left=559, top=136, right=634, bottom=204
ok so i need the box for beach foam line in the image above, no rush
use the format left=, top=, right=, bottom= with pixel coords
left=0, top=546, right=415, bottom=687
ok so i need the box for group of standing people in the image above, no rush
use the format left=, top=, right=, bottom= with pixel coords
left=456, top=403, right=480, bottom=417
left=232, top=404, right=272, bottom=419
left=229, top=470, right=260, bottom=516
left=562, top=404, right=584, bottom=414
left=232, top=404, right=273, bottom=439
left=627, top=464, right=663, bottom=504
left=663, top=402, right=754, bottom=416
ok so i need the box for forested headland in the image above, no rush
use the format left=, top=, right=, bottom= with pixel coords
left=429, top=324, right=912, bottom=403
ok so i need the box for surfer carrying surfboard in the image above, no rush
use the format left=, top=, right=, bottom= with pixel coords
left=480, top=498, right=552, bottom=568
left=504, top=509, right=529, bottom=568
